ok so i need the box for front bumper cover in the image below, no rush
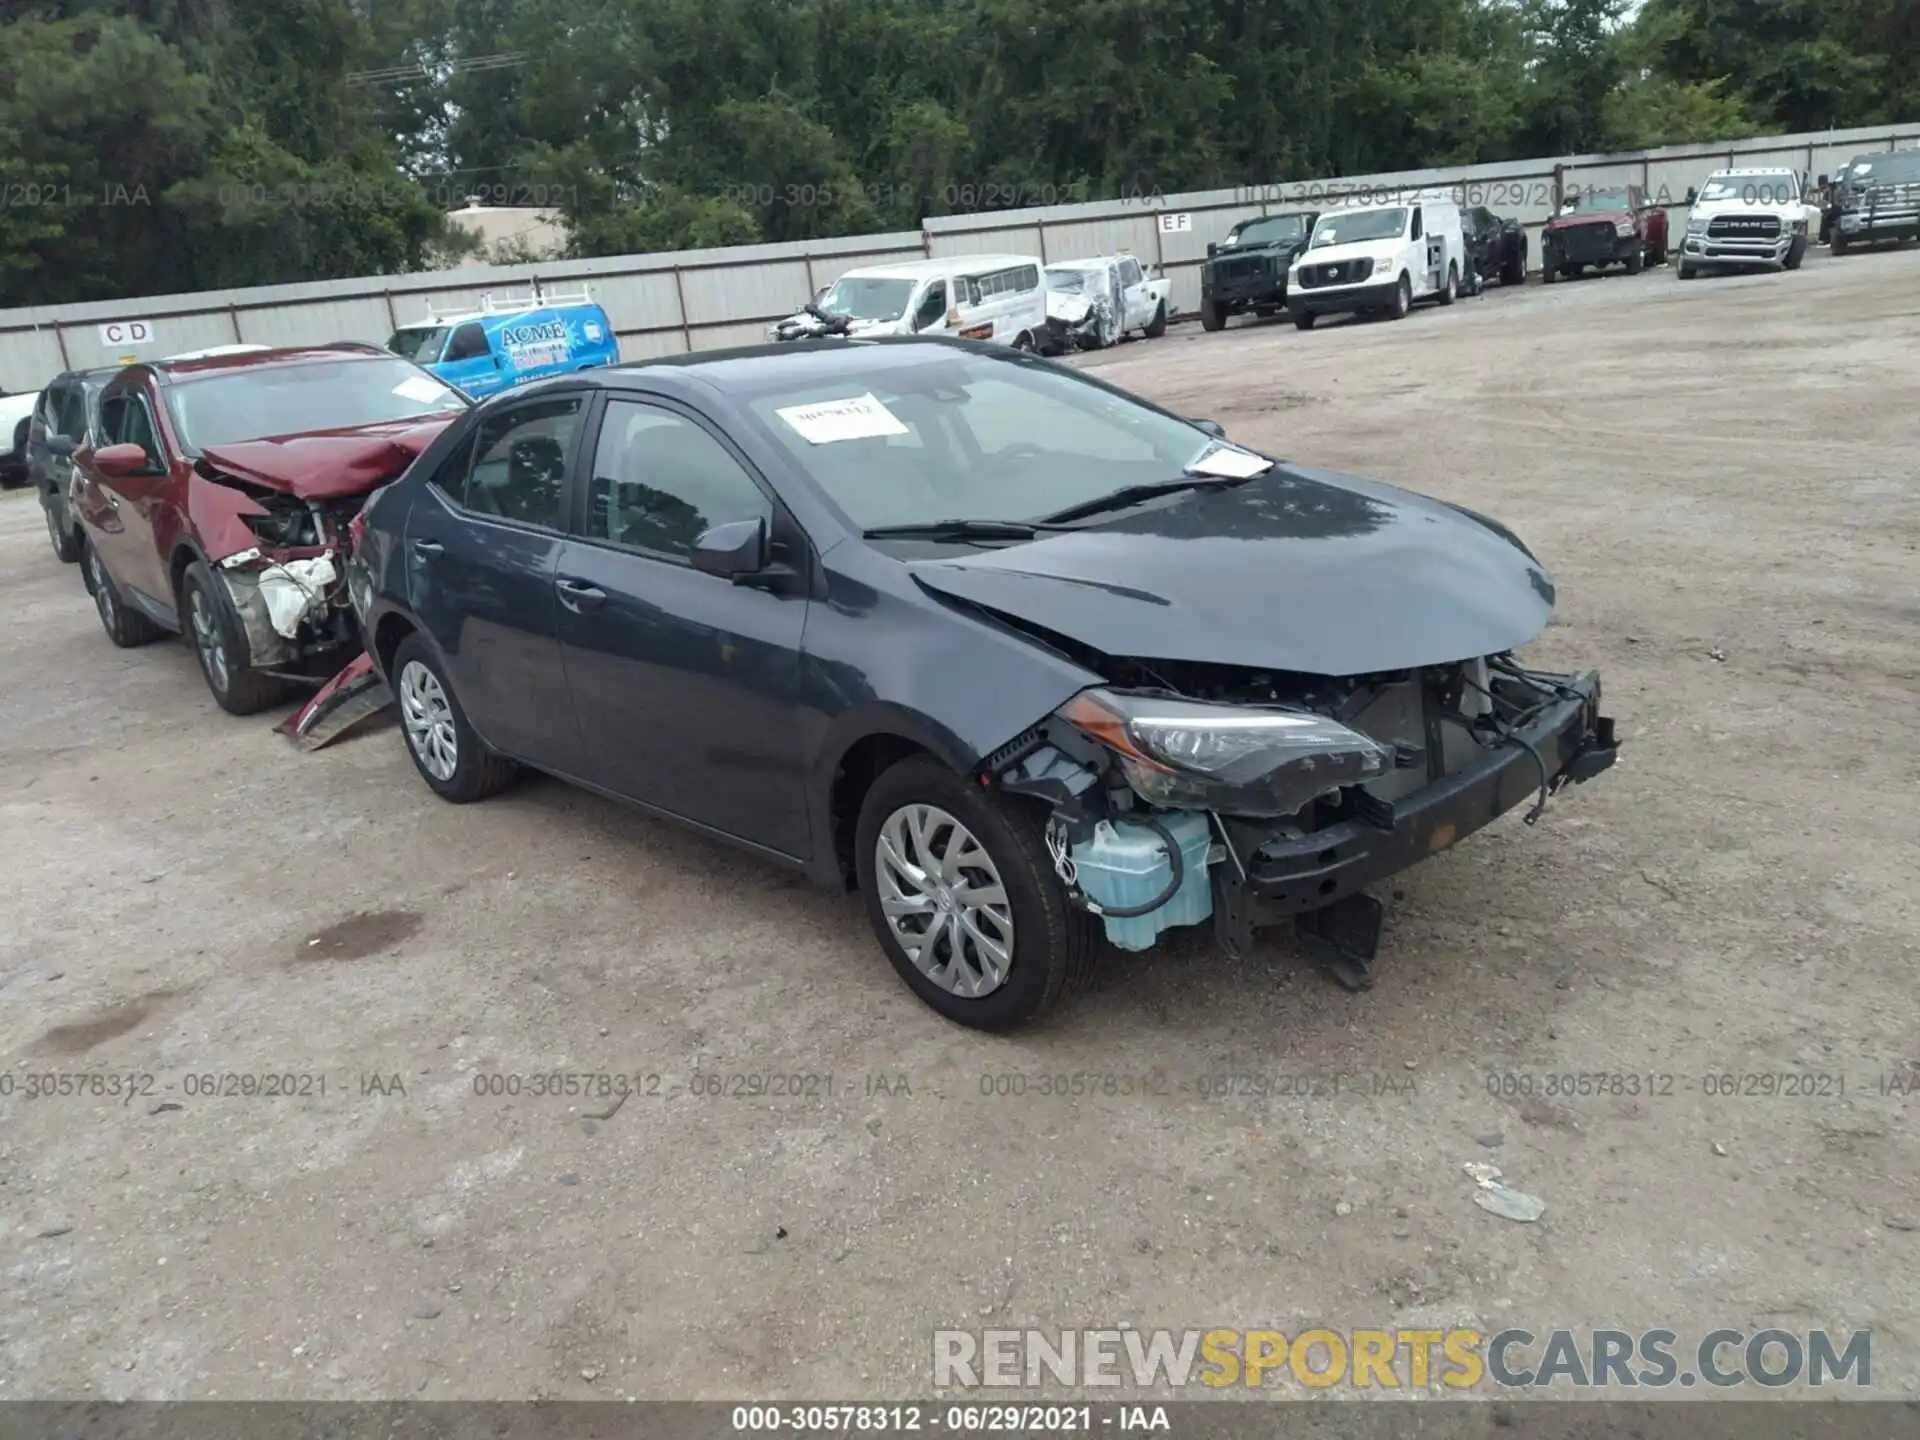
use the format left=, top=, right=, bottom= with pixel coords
left=1682, top=232, right=1797, bottom=268
left=1288, top=278, right=1400, bottom=316
left=1215, top=670, right=1616, bottom=933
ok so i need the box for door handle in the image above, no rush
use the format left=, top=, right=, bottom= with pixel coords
left=555, top=578, right=606, bottom=612
left=104, top=492, right=120, bottom=508
left=411, top=538, right=443, bottom=557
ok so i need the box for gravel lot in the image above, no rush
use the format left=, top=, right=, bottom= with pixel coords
left=2, top=250, right=1916, bottom=1403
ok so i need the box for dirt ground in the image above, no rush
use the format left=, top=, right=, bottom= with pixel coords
left=2, top=249, right=1916, bottom=1405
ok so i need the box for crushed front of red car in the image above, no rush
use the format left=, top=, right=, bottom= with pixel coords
left=188, top=419, right=454, bottom=680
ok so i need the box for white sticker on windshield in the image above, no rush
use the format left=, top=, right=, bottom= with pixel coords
left=776, top=392, right=909, bottom=444
left=394, top=375, right=451, bottom=405
left=1188, top=443, right=1272, bottom=479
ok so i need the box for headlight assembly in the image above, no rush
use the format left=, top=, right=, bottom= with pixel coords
left=1057, top=689, right=1394, bottom=818
left=1687, top=215, right=1709, bottom=234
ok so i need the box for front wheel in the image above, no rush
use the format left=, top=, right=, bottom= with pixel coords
left=1388, top=273, right=1412, bottom=319
left=1011, top=330, right=1036, bottom=352
left=392, top=635, right=517, bottom=803
left=855, top=757, right=1098, bottom=1031
left=1831, top=233, right=1850, bottom=256
left=1676, top=258, right=1698, bottom=280
left=1144, top=301, right=1167, bottom=338
left=1293, top=310, right=1317, bottom=331
left=1626, top=245, right=1645, bottom=275
left=1784, top=234, right=1807, bottom=270
left=1199, top=301, right=1224, bottom=332
left=181, top=560, right=288, bottom=715
left=1541, top=259, right=1559, bottom=286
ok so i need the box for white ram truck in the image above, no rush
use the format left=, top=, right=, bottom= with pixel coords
left=1677, top=167, right=1822, bottom=278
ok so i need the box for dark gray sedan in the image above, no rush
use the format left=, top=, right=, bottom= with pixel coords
left=347, top=338, right=1618, bottom=1029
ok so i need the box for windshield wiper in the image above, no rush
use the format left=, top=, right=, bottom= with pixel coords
left=862, top=518, right=1072, bottom=543
left=1037, top=475, right=1251, bottom=525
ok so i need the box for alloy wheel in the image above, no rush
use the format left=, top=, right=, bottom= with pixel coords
left=874, top=803, right=1015, bottom=998
left=188, top=585, right=230, bottom=694
left=398, top=659, right=459, bottom=782
left=45, top=506, right=61, bottom=555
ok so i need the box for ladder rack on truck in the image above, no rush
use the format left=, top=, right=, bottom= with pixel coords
left=417, top=285, right=595, bottom=324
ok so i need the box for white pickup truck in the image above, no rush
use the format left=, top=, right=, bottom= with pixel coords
left=1677, top=167, right=1822, bottom=278
left=1041, top=252, right=1171, bottom=352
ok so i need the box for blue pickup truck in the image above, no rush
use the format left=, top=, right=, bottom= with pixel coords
left=385, top=290, right=619, bottom=399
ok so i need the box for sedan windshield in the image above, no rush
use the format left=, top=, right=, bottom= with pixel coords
left=1561, top=188, right=1632, bottom=213
left=821, top=277, right=918, bottom=322
left=387, top=327, right=449, bottom=363
left=741, top=349, right=1236, bottom=532
left=1310, top=209, right=1406, bottom=247
left=163, top=357, right=469, bottom=451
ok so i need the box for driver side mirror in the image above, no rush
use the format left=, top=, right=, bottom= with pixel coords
left=1206, top=242, right=1218, bottom=257
left=1817, top=174, right=1829, bottom=187
left=92, top=442, right=159, bottom=477
left=45, top=434, right=75, bottom=458
left=691, top=516, right=769, bottom=580
left=1685, top=187, right=1698, bottom=205
left=1190, top=418, right=1226, bottom=439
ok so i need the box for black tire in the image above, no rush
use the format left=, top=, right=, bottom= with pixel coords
left=1784, top=234, right=1807, bottom=270
left=1144, top=301, right=1167, bottom=338
left=854, top=756, right=1098, bottom=1032
left=1199, top=301, right=1225, bottom=332
left=1437, top=263, right=1458, bottom=306
left=1501, top=246, right=1527, bottom=285
left=1649, top=238, right=1668, bottom=266
left=1676, top=258, right=1698, bottom=280
left=391, top=634, right=517, bottom=803
left=45, top=496, right=83, bottom=563
left=86, top=543, right=164, bottom=648
left=1012, top=330, right=1036, bottom=352
left=1388, top=273, right=1412, bottom=319
left=1541, top=259, right=1558, bottom=286
left=1293, top=310, right=1316, bottom=331
left=181, top=559, right=289, bottom=715
left=1831, top=232, right=1850, bottom=256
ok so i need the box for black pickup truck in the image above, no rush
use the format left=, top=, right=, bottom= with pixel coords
left=1199, top=210, right=1319, bottom=330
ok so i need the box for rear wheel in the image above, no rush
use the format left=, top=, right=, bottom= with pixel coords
left=1199, top=301, right=1224, bottom=332
left=1437, top=263, right=1458, bottom=306
left=86, top=544, right=163, bottom=648
left=1143, top=301, right=1167, bottom=338
left=182, top=559, right=288, bottom=715
left=1501, top=245, right=1527, bottom=285
left=46, top=499, right=82, bottom=563
left=1541, top=260, right=1559, bottom=286
left=855, top=756, right=1098, bottom=1032
left=392, top=635, right=517, bottom=803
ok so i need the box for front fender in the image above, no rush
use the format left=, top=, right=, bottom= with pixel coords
left=186, top=472, right=271, bottom=563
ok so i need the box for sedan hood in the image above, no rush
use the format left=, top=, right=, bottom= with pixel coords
left=907, top=464, right=1557, bottom=677
left=195, top=414, right=462, bottom=500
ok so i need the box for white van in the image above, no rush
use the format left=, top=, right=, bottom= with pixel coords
left=1286, top=195, right=1467, bottom=329
left=769, top=255, right=1048, bottom=349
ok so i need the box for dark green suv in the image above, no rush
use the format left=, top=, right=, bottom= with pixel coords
left=1199, top=210, right=1320, bottom=331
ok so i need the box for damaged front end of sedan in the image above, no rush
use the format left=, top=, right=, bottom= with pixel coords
left=972, top=647, right=1617, bottom=988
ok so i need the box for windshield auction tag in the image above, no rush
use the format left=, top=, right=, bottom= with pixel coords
left=776, top=392, right=909, bottom=444
left=393, top=375, right=452, bottom=405
left=1188, top=443, right=1272, bottom=479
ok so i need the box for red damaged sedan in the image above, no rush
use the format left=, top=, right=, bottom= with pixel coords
left=72, top=344, right=469, bottom=714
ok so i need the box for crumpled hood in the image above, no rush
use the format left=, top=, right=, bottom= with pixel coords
left=1047, top=293, right=1096, bottom=325
left=196, top=415, right=461, bottom=499
left=907, top=463, right=1558, bottom=677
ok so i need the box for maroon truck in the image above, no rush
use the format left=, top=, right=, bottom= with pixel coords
left=1539, top=184, right=1669, bottom=283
